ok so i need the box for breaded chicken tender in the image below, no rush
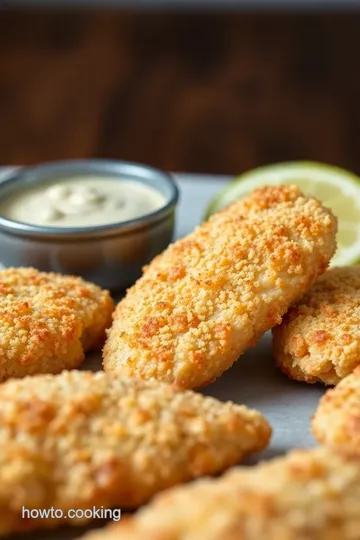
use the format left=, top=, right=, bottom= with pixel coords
left=312, top=366, right=360, bottom=454
left=104, top=186, right=337, bottom=388
left=81, top=447, right=360, bottom=540
left=0, top=370, right=271, bottom=536
left=0, top=267, right=113, bottom=380
left=273, top=266, right=360, bottom=385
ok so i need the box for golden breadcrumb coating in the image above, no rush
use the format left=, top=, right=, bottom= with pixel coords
left=81, top=447, right=360, bottom=540
left=0, top=267, right=113, bottom=380
left=273, top=266, right=360, bottom=385
left=0, top=370, right=271, bottom=536
left=104, top=186, right=337, bottom=388
left=312, top=366, right=360, bottom=454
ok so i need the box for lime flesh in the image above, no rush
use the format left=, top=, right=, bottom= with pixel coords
left=205, top=162, right=360, bottom=267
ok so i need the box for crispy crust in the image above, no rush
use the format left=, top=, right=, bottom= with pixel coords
left=104, top=186, right=337, bottom=388
left=0, top=267, right=114, bottom=380
left=312, top=366, right=360, bottom=454
left=273, top=267, right=360, bottom=385
left=0, top=370, right=271, bottom=535
left=81, top=447, right=360, bottom=540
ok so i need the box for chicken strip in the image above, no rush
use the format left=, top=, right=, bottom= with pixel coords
left=0, top=370, right=271, bottom=536
left=0, top=267, right=114, bottom=380
left=104, top=186, right=337, bottom=388
left=273, top=266, right=360, bottom=385
left=81, top=447, right=360, bottom=540
left=312, top=365, right=360, bottom=454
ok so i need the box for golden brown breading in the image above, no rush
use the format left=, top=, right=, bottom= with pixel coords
left=81, top=447, right=360, bottom=540
left=312, top=366, right=360, bottom=454
left=0, top=370, right=271, bottom=536
left=104, top=186, right=337, bottom=388
left=0, top=267, right=113, bottom=380
left=273, top=266, right=360, bottom=385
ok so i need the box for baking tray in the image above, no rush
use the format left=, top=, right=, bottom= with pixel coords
left=0, top=171, right=324, bottom=539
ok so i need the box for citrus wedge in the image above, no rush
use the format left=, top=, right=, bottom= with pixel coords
left=205, top=162, right=360, bottom=266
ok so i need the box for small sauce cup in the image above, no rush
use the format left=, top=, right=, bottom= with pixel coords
left=0, top=159, right=179, bottom=290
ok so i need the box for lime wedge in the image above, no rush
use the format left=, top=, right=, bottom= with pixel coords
left=205, top=162, right=360, bottom=266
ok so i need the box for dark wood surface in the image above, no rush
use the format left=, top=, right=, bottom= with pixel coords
left=0, top=10, right=359, bottom=175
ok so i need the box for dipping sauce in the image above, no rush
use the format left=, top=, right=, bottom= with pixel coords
left=0, top=176, right=166, bottom=227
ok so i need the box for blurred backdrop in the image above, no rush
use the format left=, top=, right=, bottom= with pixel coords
left=0, top=8, right=359, bottom=175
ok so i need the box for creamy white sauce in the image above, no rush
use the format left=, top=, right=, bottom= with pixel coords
left=0, top=176, right=166, bottom=227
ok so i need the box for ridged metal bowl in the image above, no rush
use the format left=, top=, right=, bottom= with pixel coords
left=0, top=160, right=179, bottom=290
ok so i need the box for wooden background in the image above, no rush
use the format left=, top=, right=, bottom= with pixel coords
left=0, top=9, right=359, bottom=175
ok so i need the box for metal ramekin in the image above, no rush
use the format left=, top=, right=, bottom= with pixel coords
left=0, top=160, right=179, bottom=290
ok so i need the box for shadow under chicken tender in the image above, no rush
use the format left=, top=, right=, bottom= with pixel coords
left=104, top=186, right=337, bottom=388
left=273, top=266, right=360, bottom=385
left=0, top=267, right=114, bottom=380
left=81, top=447, right=360, bottom=540
left=312, top=365, right=360, bottom=454
left=0, top=370, right=271, bottom=536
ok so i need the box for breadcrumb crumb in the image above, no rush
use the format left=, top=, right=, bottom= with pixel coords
left=0, top=267, right=113, bottom=380
left=312, top=365, right=360, bottom=454
left=273, top=266, right=360, bottom=385
left=0, top=370, right=271, bottom=535
left=104, top=185, right=337, bottom=388
left=81, top=447, right=360, bottom=540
